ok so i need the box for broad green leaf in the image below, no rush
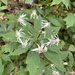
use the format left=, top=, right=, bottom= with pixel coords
left=36, top=8, right=44, bottom=16
left=34, top=16, right=42, bottom=33
left=44, top=66, right=52, bottom=75
left=9, top=45, right=30, bottom=56
left=26, top=52, right=40, bottom=75
left=28, top=0, right=33, bottom=4
left=51, top=0, right=61, bottom=6
left=58, top=40, right=65, bottom=49
left=68, top=52, right=74, bottom=67
left=51, top=0, right=70, bottom=9
left=0, top=6, right=7, bottom=10
left=69, top=45, right=75, bottom=52
left=3, top=63, right=15, bottom=75
left=2, top=31, right=16, bottom=42
left=64, top=13, right=75, bottom=28
left=1, top=0, right=7, bottom=5
left=48, top=17, right=62, bottom=27
left=62, top=0, right=70, bottom=9
left=44, top=51, right=66, bottom=72
left=1, top=44, right=11, bottom=53
left=0, top=59, right=4, bottom=75
left=48, top=45, right=61, bottom=53
left=60, top=51, right=69, bottom=60
left=26, top=52, right=48, bottom=75
left=1, top=54, right=11, bottom=62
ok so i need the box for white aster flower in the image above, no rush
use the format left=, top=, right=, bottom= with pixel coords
left=31, top=44, right=47, bottom=53
left=41, top=20, right=50, bottom=29
left=21, top=40, right=28, bottom=48
left=18, top=38, right=28, bottom=48
left=30, top=10, right=38, bottom=19
left=46, top=35, right=60, bottom=46
left=16, top=28, right=25, bottom=42
left=17, top=13, right=27, bottom=26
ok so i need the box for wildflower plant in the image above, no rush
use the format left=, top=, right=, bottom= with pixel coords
left=0, top=1, right=75, bottom=75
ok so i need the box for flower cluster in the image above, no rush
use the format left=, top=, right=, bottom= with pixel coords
left=41, top=20, right=50, bottom=29
left=16, top=10, right=60, bottom=51
left=16, top=28, right=28, bottom=48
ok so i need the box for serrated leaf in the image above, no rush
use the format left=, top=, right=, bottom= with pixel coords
left=64, top=13, right=75, bottom=28
left=44, top=51, right=66, bottom=72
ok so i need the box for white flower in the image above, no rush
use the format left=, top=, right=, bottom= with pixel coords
left=18, top=38, right=28, bottom=48
left=21, top=40, right=28, bottom=48
left=46, top=35, right=60, bottom=46
left=16, top=28, right=25, bottom=42
left=63, top=62, right=68, bottom=65
left=31, top=44, right=47, bottom=53
left=17, top=13, right=27, bottom=26
left=41, top=20, right=50, bottom=29
left=30, top=10, right=38, bottom=19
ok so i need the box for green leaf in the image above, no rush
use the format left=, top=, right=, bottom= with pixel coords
left=44, top=51, right=66, bottom=72
left=3, top=63, right=15, bottom=75
left=36, top=8, right=44, bottom=16
left=1, top=0, right=7, bottom=5
left=62, top=0, right=70, bottom=9
left=1, top=54, right=11, bottom=62
left=58, top=40, right=65, bottom=49
left=68, top=52, right=74, bottom=67
left=51, top=0, right=70, bottom=9
left=48, top=17, right=62, bottom=27
left=0, top=59, right=4, bottom=75
left=34, top=16, right=42, bottom=33
left=28, top=0, right=33, bottom=4
left=60, top=51, right=69, bottom=60
left=9, top=45, right=30, bottom=56
left=51, top=0, right=61, bottom=6
left=26, top=52, right=40, bottom=75
left=2, top=31, right=16, bottom=42
left=69, top=45, right=75, bottom=52
left=48, top=45, right=61, bottom=53
left=44, top=66, right=52, bottom=75
left=26, top=52, right=48, bottom=75
left=0, top=12, right=4, bottom=16
left=64, top=13, right=75, bottom=28
left=0, top=6, right=7, bottom=10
